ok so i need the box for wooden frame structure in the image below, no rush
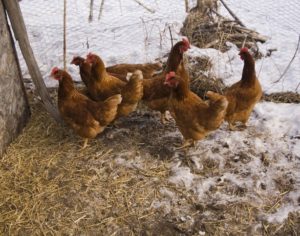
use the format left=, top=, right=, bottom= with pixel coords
left=2, top=0, right=61, bottom=122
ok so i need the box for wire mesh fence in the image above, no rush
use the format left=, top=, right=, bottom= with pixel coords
left=225, top=0, right=300, bottom=34
left=18, top=0, right=188, bottom=86
left=17, top=0, right=300, bottom=92
left=221, top=0, right=300, bottom=93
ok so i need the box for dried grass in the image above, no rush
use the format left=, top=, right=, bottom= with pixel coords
left=0, top=98, right=175, bottom=235
left=181, top=1, right=265, bottom=57
left=187, top=54, right=225, bottom=98
left=263, top=92, right=300, bottom=103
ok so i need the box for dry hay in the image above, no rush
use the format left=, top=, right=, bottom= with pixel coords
left=0, top=98, right=178, bottom=235
left=186, top=54, right=226, bottom=98
left=263, top=92, right=300, bottom=104
left=181, top=0, right=266, bottom=55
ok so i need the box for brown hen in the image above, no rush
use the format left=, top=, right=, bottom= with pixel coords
left=164, top=63, right=228, bottom=148
left=142, top=38, right=191, bottom=123
left=51, top=67, right=122, bottom=149
left=225, top=47, right=262, bottom=130
left=86, top=53, right=143, bottom=118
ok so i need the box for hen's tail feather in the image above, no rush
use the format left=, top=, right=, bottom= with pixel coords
left=121, top=70, right=144, bottom=104
left=99, top=94, right=123, bottom=125
left=206, top=91, right=228, bottom=114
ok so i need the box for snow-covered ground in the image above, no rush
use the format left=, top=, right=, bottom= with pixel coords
left=16, top=0, right=300, bottom=231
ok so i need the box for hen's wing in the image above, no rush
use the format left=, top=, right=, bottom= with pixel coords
left=59, top=95, right=101, bottom=138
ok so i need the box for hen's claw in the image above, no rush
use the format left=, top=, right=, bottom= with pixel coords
left=175, top=139, right=195, bottom=150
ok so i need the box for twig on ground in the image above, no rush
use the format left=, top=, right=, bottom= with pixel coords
left=204, top=39, right=219, bottom=48
left=241, top=35, right=247, bottom=48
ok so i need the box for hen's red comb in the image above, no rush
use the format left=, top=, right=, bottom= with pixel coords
left=166, top=71, right=176, bottom=80
left=240, top=47, right=249, bottom=53
left=182, top=37, right=190, bottom=48
left=51, top=67, right=59, bottom=75
left=87, top=52, right=94, bottom=58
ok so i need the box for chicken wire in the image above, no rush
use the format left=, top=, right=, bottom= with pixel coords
left=222, top=0, right=300, bottom=93
left=17, top=0, right=300, bottom=91
left=18, top=0, right=188, bottom=87
left=224, top=0, right=300, bottom=34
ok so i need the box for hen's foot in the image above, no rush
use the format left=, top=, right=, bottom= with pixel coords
left=160, top=111, right=172, bottom=124
left=175, top=139, right=195, bottom=150
left=229, top=123, right=247, bottom=131
left=80, top=138, right=89, bottom=150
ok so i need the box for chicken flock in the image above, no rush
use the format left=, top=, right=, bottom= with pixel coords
left=51, top=38, right=262, bottom=149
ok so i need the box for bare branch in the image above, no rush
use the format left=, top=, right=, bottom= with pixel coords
left=132, top=0, right=155, bottom=14
left=219, top=0, right=245, bottom=27
left=168, top=26, right=173, bottom=47
left=98, top=0, right=105, bottom=21
left=63, top=0, right=67, bottom=70
left=184, top=0, right=189, bottom=12
left=273, top=34, right=300, bottom=84
left=88, top=0, right=94, bottom=22
left=241, top=35, right=247, bottom=48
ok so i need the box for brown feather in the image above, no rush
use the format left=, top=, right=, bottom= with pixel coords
left=225, top=49, right=262, bottom=126
left=167, top=64, right=228, bottom=142
left=55, top=69, right=121, bottom=139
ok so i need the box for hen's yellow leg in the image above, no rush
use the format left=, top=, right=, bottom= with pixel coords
left=175, top=139, right=195, bottom=150
left=229, top=123, right=237, bottom=131
left=160, top=111, right=171, bottom=124
left=160, top=112, right=167, bottom=124
left=81, top=138, right=89, bottom=150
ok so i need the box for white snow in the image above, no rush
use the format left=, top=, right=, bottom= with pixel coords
left=169, top=162, right=195, bottom=189
left=255, top=102, right=300, bottom=138
left=167, top=101, right=300, bottom=224
left=267, top=205, right=299, bottom=224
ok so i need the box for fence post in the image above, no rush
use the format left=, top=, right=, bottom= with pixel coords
left=2, top=0, right=62, bottom=123
left=0, top=0, right=30, bottom=156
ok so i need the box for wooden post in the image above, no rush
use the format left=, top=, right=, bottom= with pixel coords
left=0, top=0, right=30, bottom=156
left=2, top=0, right=61, bottom=122
left=63, top=0, right=67, bottom=70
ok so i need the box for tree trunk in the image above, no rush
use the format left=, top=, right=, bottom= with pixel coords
left=0, top=0, right=30, bottom=156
